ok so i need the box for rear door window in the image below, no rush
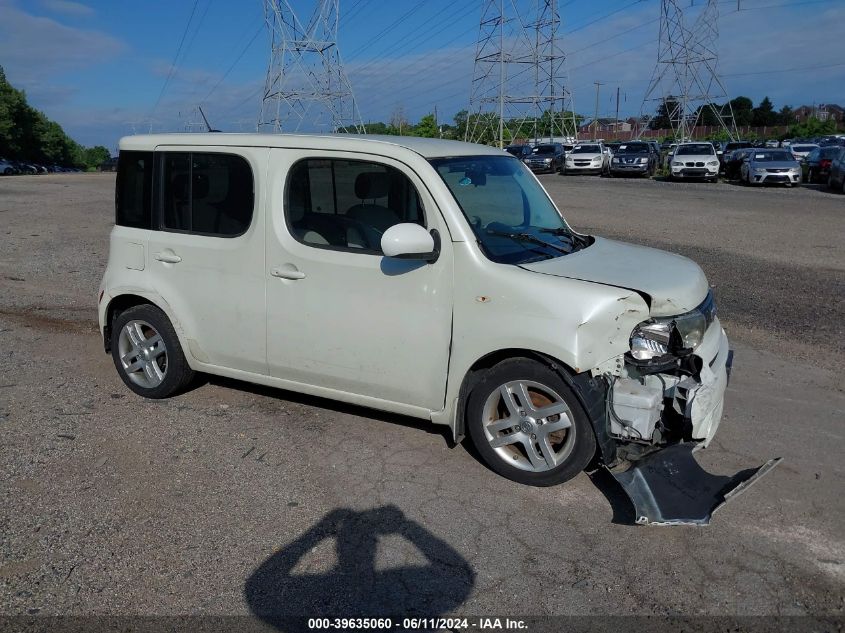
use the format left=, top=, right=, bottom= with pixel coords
left=157, top=152, right=254, bottom=237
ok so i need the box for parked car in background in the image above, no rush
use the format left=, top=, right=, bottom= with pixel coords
left=740, top=149, right=801, bottom=186
left=827, top=147, right=845, bottom=192
left=723, top=147, right=754, bottom=181
left=668, top=143, right=720, bottom=181
left=0, top=158, right=15, bottom=175
left=719, top=141, right=753, bottom=171
left=524, top=143, right=565, bottom=173
left=789, top=143, right=819, bottom=161
left=764, top=139, right=779, bottom=148
left=607, top=141, right=657, bottom=177
left=505, top=144, right=533, bottom=160
left=801, top=146, right=842, bottom=183
left=561, top=142, right=607, bottom=175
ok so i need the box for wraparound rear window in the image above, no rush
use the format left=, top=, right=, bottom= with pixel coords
left=116, top=151, right=153, bottom=229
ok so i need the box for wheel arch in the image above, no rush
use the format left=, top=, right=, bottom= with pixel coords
left=102, top=292, right=185, bottom=356
left=452, top=348, right=617, bottom=467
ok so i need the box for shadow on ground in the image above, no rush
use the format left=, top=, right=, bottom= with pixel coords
left=244, top=505, right=475, bottom=631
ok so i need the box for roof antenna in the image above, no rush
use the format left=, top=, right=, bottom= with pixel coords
left=198, top=106, right=221, bottom=132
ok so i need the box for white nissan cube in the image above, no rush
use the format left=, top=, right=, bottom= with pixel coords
left=99, top=133, right=747, bottom=510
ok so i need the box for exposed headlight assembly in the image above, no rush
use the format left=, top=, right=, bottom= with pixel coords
left=629, top=293, right=714, bottom=361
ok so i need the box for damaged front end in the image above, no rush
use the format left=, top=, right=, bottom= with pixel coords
left=588, top=290, right=781, bottom=525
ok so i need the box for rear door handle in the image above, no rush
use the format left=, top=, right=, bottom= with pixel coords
left=154, top=251, right=182, bottom=264
left=271, top=265, right=306, bottom=280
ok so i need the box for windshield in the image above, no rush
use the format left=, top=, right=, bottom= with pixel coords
left=430, top=155, right=585, bottom=264
left=571, top=145, right=600, bottom=154
left=534, top=145, right=557, bottom=154
left=751, top=151, right=795, bottom=162
left=677, top=144, right=715, bottom=155
left=792, top=145, right=818, bottom=152
left=616, top=143, right=649, bottom=154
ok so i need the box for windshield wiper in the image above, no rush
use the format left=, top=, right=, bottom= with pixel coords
left=539, top=227, right=590, bottom=248
left=485, top=228, right=572, bottom=255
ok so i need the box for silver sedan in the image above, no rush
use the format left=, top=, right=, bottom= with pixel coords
left=740, top=149, right=802, bottom=186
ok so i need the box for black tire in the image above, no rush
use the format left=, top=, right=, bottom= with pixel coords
left=466, top=359, right=596, bottom=487
left=110, top=304, right=195, bottom=399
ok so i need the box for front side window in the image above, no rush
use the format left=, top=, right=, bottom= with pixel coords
left=158, top=152, right=254, bottom=237
left=116, top=150, right=153, bottom=229
left=430, top=155, right=588, bottom=265
left=285, top=158, right=424, bottom=253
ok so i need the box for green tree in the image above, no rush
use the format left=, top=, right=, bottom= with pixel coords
left=412, top=113, right=438, bottom=138
left=752, top=96, right=777, bottom=126
left=650, top=96, right=680, bottom=130
left=729, top=96, right=754, bottom=126
left=778, top=105, right=794, bottom=126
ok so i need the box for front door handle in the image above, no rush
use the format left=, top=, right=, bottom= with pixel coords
left=154, top=251, right=182, bottom=264
left=271, top=265, right=306, bottom=280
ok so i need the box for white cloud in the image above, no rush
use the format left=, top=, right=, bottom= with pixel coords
left=0, top=1, right=123, bottom=77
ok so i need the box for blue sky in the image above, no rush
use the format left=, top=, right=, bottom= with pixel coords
left=1, top=0, right=843, bottom=150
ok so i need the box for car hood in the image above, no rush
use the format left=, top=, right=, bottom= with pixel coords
left=614, top=152, right=650, bottom=159
left=519, top=236, right=709, bottom=316
left=673, top=154, right=717, bottom=161
left=568, top=153, right=602, bottom=159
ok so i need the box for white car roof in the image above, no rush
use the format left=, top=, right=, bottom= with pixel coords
left=118, top=133, right=505, bottom=160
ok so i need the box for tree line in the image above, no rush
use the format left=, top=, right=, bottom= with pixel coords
left=0, top=65, right=111, bottom=169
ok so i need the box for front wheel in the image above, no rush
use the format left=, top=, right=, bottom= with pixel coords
left=466, top=359, right=596, bottom=486
left=110, top=304, right=195, bottom=399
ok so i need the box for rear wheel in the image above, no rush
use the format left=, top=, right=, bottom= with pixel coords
left=466, top=359, right=596, bottom=486
left=110, top=304, right=195, bottom=399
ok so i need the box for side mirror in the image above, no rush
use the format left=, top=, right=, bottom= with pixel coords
left=381, top=224, right=440, bottom=263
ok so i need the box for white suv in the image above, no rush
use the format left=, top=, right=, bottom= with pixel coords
left=668, top=142, right=720, bottom=182
left=99, top=134, right=733, bottom=494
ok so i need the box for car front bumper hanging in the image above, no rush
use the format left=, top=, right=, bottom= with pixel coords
left=609, top=442, right=781, bottom=526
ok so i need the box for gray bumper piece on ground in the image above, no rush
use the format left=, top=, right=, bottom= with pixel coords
left=609, top=443, right=782, bottom=526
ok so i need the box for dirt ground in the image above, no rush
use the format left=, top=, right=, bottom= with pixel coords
left=0, top=173, right=843, bottom=628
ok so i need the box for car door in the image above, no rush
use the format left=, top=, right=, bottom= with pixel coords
left=145, top=146, right=267, bottom=375
left=264, top=148, right=454, bottom=412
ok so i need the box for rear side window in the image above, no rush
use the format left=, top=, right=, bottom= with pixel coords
left=116, top=151, right=153, bottom=228
left=285, top=158, right=425, bottom=253
left=158, top=152, right=254, bottom=237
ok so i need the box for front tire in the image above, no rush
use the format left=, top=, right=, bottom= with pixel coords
left=466, top=359, right=596, bottom=486
left=110, top=304, right=195, bottom=399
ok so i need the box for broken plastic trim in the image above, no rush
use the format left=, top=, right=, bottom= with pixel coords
left=609, top=442, right=781, bottom=526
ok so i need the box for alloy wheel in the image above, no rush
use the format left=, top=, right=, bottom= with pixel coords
left=117, top=320, right=168, bottom=388
left=481, top=380, right=575, bottom=472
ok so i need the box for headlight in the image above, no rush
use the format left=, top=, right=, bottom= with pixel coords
left=523, top=158, right=530, bottom=163
left=754, top=168, right=766, bottom=173
left=707, top=161, right=718, bottom=166
left=612, top=157, right=620, bottom=164
left=629, top=296, right=713, bottom=360
left=630, top=322, right=671, bottom=360
left=592, top=156, right=602, bottom=162
left=671, top=161, right=682, bottom=167
left=638, top=157, right=648, bottom=164
left=544, top=157, right=552, bottom=163
left=673, top=311, right=707, bottom=349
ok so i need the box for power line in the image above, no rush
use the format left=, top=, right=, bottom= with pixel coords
left=202, top=25, right=264, bottom=103
left=151, top=0, right=201, bottom=115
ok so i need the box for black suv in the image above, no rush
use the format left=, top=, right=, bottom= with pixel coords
left=607, top=141, right=658, bottom=177
left=523, top=143, right=565, bottom=173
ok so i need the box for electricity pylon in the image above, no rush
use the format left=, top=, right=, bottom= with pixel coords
left=258, top=0, right=364, bottom=134
left=465, top=0, right=576, bottom=147
left=636, top=0, right=737, bottom=141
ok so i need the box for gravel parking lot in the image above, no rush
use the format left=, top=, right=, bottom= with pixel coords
left=1, top=173, right=843, bottom=627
